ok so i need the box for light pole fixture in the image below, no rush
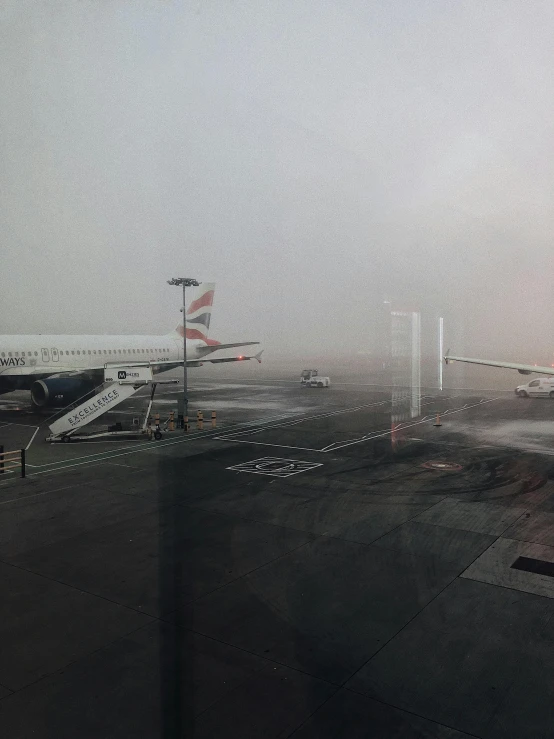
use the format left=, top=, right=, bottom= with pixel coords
left=167, top=277, right=200, bottom=428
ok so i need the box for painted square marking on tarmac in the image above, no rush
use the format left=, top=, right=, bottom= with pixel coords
left=227, top=457, right=323, bottom=478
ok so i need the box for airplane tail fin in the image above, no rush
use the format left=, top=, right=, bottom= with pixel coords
left=173, top=282, right=220, bottom=346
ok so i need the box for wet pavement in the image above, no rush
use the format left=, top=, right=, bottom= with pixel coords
left=0, top=376, right=553, bottom=737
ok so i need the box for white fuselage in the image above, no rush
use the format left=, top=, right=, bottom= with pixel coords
left=0, top=334, right=203, bottom=385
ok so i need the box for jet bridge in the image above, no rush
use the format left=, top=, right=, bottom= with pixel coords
left=47, top=366, right=175, bottom=442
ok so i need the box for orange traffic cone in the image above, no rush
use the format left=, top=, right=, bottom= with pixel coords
left=434, top=413, right=442, bottom=427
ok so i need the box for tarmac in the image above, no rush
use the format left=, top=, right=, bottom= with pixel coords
left=0, top=373, right=554, bottom=737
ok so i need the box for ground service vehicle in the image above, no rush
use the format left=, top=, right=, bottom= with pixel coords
left=515, top=378, right=554, bottom=398
left=308, top=376, right=331, bottom=388
left=301, top=369, right=318, bottom=384
left=300, top=369, right=330, bottom=388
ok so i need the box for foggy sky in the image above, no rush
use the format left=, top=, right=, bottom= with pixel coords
left=2, top=1, right=554, bottom=363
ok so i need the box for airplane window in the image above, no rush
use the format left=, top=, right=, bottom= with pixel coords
left=8, top=352, right=12, bottom=357
left=71, top=351, right=75, bottom=355
left=88, top=350, right=91, bottom=354
left=34, top=352, right=38, bottom=356
left=66, top=351, right=69, bottom=355
left=21, top=352, right=25, bottom=357
left=1, top=353, right=4, bottom=357
left=108, top=350, right=112, bottom=354
left=15, top=352, right=18, bottom=357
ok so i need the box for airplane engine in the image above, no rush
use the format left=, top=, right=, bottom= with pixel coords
left=30, top=377, right=97, bottom=408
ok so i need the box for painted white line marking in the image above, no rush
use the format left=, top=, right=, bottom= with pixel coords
left=216, top=398, right=501, bottom=454
left=0, top=421, right=46, bottom=428
left=324, top=398, right=500, bottom=451
left=215, top=397, right=438, bottom=450
left=20, top=397, right=500, bottom=478
left=23, top=408, right=346, bottom=476
left=28, top=399, right=402, bottom=473
left=220, top=439, right=323, bottom=452
left=0, top=484, right=78, bottom=505
left=216, top=397, right=403, bottom=441
left=25, top=427, right=40, bottom=451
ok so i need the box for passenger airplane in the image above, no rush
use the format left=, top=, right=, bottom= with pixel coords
left=445, top=351, right=554, bottom=377
left=0, top=282, right=261, bottom=409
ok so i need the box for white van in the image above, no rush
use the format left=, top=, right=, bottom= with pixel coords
left=515, top=377, right=554, bottom=398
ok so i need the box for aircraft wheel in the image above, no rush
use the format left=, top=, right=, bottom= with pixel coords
left=62, top=435, right=72, bottom=443
left=154, top=430, right=163, bottom=440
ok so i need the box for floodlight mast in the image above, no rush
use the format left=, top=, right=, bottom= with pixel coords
left=167, top=278, right=200, bottom=427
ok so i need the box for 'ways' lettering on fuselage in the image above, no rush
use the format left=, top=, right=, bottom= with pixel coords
left=0, top=358, right=25, bottom=368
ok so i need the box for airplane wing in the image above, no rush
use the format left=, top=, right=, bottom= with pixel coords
left=204, top=350, right=263, bottom=364
left=444, top=351, right=554, bottom=376
left=195, top=342, right=259, bottom=357
left=0, top=346, right=263, bottom=378
left=106, top=349, right=264, bottom=369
